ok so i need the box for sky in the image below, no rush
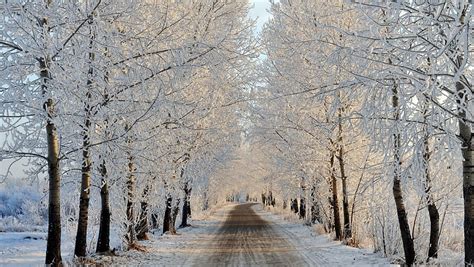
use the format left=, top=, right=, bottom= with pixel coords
left=248, top=0, right=272, bottom=33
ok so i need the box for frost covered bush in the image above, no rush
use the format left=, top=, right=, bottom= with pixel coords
left=0, top=182, right=47, bottom=231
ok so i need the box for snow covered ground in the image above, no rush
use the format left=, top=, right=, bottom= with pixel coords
left=0, top=203, right=390, bottom=266
left=0, top=232, right=47, bottom=265
left=258, top=205, right=390, bottom=266
left=94, top=203, right=389, bottom=266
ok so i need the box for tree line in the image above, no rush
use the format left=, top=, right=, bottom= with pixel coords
left=252, top=0, right=472, bottom=265
left=0, top=1, right=256, bottom=265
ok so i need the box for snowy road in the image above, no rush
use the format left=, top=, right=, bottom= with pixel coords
left=191, top=203, right=311, bottom=266
left=92, top=203, right=389, bottom=266
left=0, top=203, right=388, bottom=266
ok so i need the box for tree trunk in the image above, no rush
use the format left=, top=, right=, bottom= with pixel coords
left=180, top=199, right=190, bottom=228
left=97, top=44, right=112, bottom=254
left=202, top=191, right=209, bottom=211
left=39, top=5, right=62, bottom=265
left=461, top=131, right=474, bottom=265
left=75, top=18, right=95, bottom=257
left=163, top=196, right=172, bottom=234
left=74, top=113, right=92, bottom=257
left=330, top=150, right=342, bottom=240
left=136, top=186, right=150, bottom=240
left=299, top=197, right=306, bottom=219
left=393, top=178, right=415, bottom=265
left=96, top=160, right=111, bottom=253
left=45, top=100, right=62, bottom=265
left=392, top=82, right=415, bottom=265
left=340, top=156, right=351, bottom=238
left=170, top=199, right=180, bottom=234
left=291, top=198, right=299, bottom=214
left=310, top=185, right=321, bottom=224
left=457, top=79, right=474, bottom=264
left=125, top=146, right=136, bottom=246
left=180, top=182, right=192, bottom=228
left=151, top=213, right=160, bottom=229
left=337, top=109, right=351, bottom=240
left=421, top=97, right=440, bottom=261
left=299, top=180, right=306, bottom=219
left=427, top=203, right=440, bottom=259
left=44, top=97, right=62, bottom=265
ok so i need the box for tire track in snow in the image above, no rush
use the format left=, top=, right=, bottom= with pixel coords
left=190, top=203, right=312, bottom=266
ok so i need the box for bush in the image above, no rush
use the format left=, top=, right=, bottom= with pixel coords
left=0, top=182, right=47, bottom=231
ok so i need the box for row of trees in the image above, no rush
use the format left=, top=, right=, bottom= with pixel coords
left=0, top=1, right=256, bottom=265
left=253, top=0, right=472, bottom=265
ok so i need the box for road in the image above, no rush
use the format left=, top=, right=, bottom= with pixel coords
left=193, top=203, right=311, bottom=266
left=92, top=203, right=387, bottom=266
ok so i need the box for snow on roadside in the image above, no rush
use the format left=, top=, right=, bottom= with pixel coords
left=0, top=232, right=46, bottom=265
left=92, top=203, right=237, bottom=266
left=0, top=203, right=390, bottom=266
left=0, top=203, right=236, bottom=266
left=95, top=203, right=389, bottom=266
left=253, top=205, right=391, bottom=266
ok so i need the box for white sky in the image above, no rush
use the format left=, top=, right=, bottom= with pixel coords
left=248, top=0, right=272, bottom=33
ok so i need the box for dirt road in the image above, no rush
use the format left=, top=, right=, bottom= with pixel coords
left=193, top=203, right=310, bottom=266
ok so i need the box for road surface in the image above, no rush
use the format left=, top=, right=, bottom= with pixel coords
left=192, top=203, right=311, bottom=266
left=91, top=203, right=387, bottom=266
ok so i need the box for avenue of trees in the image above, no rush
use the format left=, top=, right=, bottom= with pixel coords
left=1, top=0, right=474, bottom=266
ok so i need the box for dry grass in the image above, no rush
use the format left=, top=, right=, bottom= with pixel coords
left=128, top=243, right=148, bottom=252
left=312, top=223, right=327, bottom=235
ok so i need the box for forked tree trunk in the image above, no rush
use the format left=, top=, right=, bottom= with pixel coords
left=391, top=82, right=415, bottom=265
left=97, top=160, right=111, bottom=253
left=330, top=150, right=342, bottom=240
